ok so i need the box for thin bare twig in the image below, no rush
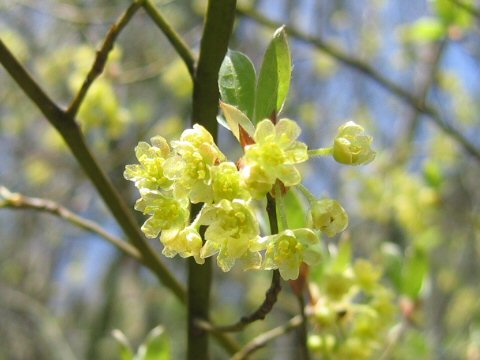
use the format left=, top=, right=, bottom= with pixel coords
left=142, top=0, right=195, bottom=77
left=295, top=294, right=310, bottom=360
left=231, top=315, right=303, bottom=360
left=236, top=6, right=480, bottom=162
left=200, top=270, right=282, bottom=333
left=0, top=186, right=142, bottom=261
left=394, top=39, right=448, bottom=163
left=66, top=1, right=143, bottom=117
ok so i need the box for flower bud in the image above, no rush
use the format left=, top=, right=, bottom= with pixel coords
left=332, top=121, right=375, bottom=165
left=311, top=199, right=348, bottom=237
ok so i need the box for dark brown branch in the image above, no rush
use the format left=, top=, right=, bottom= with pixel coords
left=230, top=315, right=303, bottom=360
left=236, top=6, right=480, bottom=162
left=66, top=1, right=142, bottom=117
left=202, top=270, right=281, bottom=333
left=0, top=186, right=142, bottom=261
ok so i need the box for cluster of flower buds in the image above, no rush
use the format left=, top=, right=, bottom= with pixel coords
left=124, top=118, right=375, bottom=280
left=308, top=252, right=395, bottom=359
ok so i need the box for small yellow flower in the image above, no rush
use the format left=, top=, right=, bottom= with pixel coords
left=254, top=228, right=322, bottom=280
left=124, top=136, right=173, bottom=191
left=211, top=162, right=250, bottom=202
left=164, top=124, right=225, bottom=203
left=241, top=119, right=308, bottom=198
left=333, top=121, right=375, bottom=165
left=198, top=199, right=260, bottom=271
left=160, top=226, right=204, bottom=264
left=311, top=199, right=348, bottom=237
left=134, top=190, right=189, bottom=239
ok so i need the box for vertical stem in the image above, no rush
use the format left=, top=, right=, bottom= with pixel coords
left=187, top=204, right=212, bottom=360
left=296, top=294, right=310, bottom=360
left=187, top=1, right=237, bottom=359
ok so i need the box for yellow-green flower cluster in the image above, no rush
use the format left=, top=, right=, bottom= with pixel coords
left=241, top=119, right=308, bottom=198
left=308, top=255, right=395, bottom=360
left=124, top=117, right=376, bottom=281
left=124, top=125, right=228, bottom=261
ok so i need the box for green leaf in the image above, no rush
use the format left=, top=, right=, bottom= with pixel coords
left=434, top=0, right=474, bottom=28
left=330, top=239, right=352, bottom=273
left=136, top=326, right=169, bottom=360
left=219, top=101, right=255, bottom=142
left=382, top=242, right=403, bottom=291
left=219, top=50, right=256, bottom=120
left=111, top=329, right=135, bottom=360
left=254, top=26, right=291, bottom=123
left=401, top=249, right=428, bottom=299
left=284, top=189, right=307, bottom=229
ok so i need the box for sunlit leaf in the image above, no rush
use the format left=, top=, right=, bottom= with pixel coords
left=284, top=189, right=307, bottom=229
left=112, top=329, right=134, bottom=360
left=219, top=50, right=256, bottom=120
left=219, top=101, right=255, bottom=142
left=136, top=326, right=169, bottom=360
left=255, top=26, right=291, bottom=123
left=401, top=249, right=428, bottom=299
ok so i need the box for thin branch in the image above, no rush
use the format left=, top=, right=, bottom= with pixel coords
left=142, top=0, right=195, bottom=77
left=0, top=186, right=142, bottom=261
left=395, top=39, right=447, bottom=163
left=0, top=37, right=186, bottom=304
left=66, top=1, right=143, bottom=117
left=230, top=315, right=303, bottom=360
left=203, top=270, right=281, bottom=333
left=295, top=294, right=310, bottom=360
left=236, top=6, right=480, bottom=162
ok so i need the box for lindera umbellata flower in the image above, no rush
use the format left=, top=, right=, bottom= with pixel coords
left=124, top=119, right=375, bottom=280
left=164, top=124, right=225, bottom=203
left=160, top=226, right=204, bottom=265
left=124, top=136, right=173, bottom=191
left=134, top=190, right=189, bottom=239
left=332, top=121, right=375, bottom=165
left=253, top=228, right=322, bottom=280
left=198, top=199, right=261, bottom=272
left=310, top=198, right=349, bottom=237
left=241, top=119, right=308, bottom=198
left=308, top=251, right=395, bottom=360
left=211, top=162, right=250, bottom=202
left=124, top=33, right=377, bottom=282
